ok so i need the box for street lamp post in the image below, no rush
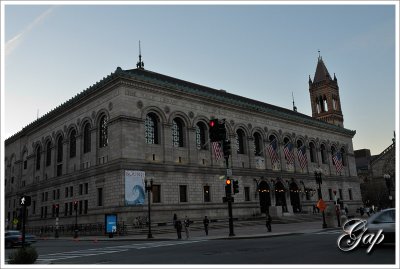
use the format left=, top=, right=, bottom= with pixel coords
left=145, top=179, right=153, bottom=239
left=73, top=201, right=78, bottom=238
left=384, top=174, right=393, bottom=208
left=314, top=168, right=327, bottom=228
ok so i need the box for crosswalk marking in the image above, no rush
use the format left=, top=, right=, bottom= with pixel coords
left=32, top=240, right=206, bottom=264
left=313, top=230, right=342, bottom=235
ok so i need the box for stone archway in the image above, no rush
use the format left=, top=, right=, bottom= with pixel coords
left=258, top=181, right=271, bottom=214
left=289, top=182, right=302, bottom=213
left=275, top=181, right=287, bottom=212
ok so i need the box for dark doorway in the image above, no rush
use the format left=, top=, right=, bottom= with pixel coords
left=290, top=182, right=302, bottom=213
left=259, top=181, right=271, bottom=214
left=275, top=181, right=287, bottom=212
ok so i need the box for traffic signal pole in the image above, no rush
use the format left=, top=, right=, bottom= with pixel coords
left=225, top=154, right=235, bottom=237
left=210, top=119, right=235, bottom=237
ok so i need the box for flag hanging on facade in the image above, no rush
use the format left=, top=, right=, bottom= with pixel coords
left=266, top=138, right=280, bottom=164
left=283, top=142, right=295, bottom=164
left=211, top=141, right=223, bottom=160
left=297, top=145, right=308, bottom=169
left=332, top=151, right=344, bottom=173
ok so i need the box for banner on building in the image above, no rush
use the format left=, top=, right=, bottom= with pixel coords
left=105, top=214, right=117, bottom=234
left=125, top=170, right=146, bottom=206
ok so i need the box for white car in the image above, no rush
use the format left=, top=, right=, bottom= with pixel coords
left=366, top=208, right=395, bottom=243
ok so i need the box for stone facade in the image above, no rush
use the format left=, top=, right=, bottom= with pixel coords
left=4, top=60, right=362, bottom=231
left=356, top=139, right=396, bottom=208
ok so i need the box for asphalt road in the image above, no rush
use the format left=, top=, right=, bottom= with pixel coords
left=4, top=231, right=395, bottom=265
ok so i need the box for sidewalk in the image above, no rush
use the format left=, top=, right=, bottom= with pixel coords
left=38, top=220, right=341, bottom=242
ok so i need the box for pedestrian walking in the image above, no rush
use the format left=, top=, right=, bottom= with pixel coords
left=266, top=214, right=272, bottom=232
left=176, top=220, right=182, bottom=239
left=203, top=216, right=210, bottom=236
left=184, top=216, right=190, bottom=239
left=173, top=213, right=177, bottom=228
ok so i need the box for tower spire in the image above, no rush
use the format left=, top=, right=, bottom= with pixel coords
left=136, top=41, right=144, bottom=69
left=292, top=92, right=297, bottom=112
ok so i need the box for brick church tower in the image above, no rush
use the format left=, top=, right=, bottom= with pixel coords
left=309, top=54, right=344, bottom=127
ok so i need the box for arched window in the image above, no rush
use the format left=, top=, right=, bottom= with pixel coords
left=320, top=144, right=327, bottom=164
left=83, top=123, right=91, bottom=153
left=236, top=129, right=246, bottom=154
left=46, top=141, right=52, bottom=166
left=145, top=113, right=159, bottom=144
left=172, top=118, right=184, bottom=147
left=253, top=132, right=262, bottom=156
left=309, top=142, right=316, bottom=163
left=69, top=130, right=76, bottom=158
left=56, top=136, right=63, bottom=177
left=331, top=146, right=337, bottom=165
left=196, top=122, right=207, bottom=150
left=35, top=146, right=41, bottom=171
left=22, top=151, right=28, bottom=171
left=315, top=98, right=320, bottom=114
left=323, top=96, right=328, bottom=112
left=283, top=137, right=294, bottom=163
left=99, top=115, right=108, bottom=148
left=341, top=147, right=346, bottom=166
left=57, top=136, right=63, bottom=163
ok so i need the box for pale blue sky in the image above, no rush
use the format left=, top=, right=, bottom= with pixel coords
left=2, top=2, right=397, bottom=155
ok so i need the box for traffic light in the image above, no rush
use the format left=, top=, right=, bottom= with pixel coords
left=209, top=119, right=219, bottom=142
left=225, top=178, right=232, bottom=195
left=20, top=195, right=31, bottom=207
left=209, top=119, right=226, bottom=142
left=73, top=201, right=78, bottom=211
left=233, top=180, right=239, bottom=194
left=223, top=140, right=232, bottom=157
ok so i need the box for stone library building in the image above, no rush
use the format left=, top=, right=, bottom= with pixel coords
left=4, top=55, right=362, bottom=232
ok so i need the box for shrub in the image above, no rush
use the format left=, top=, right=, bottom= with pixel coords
left=8, top=246, right=38, bottom=264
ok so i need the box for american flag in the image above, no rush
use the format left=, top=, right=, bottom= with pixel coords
left=297, top=145, right=308, bottom=169
left=266, top=138, right=280, bottom=164
left=283, top=142, right=295, bottom=164
left=332, top=152, right=344, bottom=173
left=211, top=141, right=223, bottom=160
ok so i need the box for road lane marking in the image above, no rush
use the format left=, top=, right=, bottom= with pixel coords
left=34, top=239, right=207, bottom=264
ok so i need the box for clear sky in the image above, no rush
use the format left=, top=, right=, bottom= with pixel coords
left=2, top=1, right=398, bottom=155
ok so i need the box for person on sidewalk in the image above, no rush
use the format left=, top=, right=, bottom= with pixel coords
left=176, top=220, right=182, bottom=239
left=266, top=214, right=272, bottom=232
left=184, top=216, right=190, bottom=239
left=173, top=213, right=177, bottom=228
left=203, top=216, right=210, bottom=236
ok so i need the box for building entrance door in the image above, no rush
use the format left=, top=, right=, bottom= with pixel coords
left=290, top=182, right=301, bottom=213
left=275, top=181, right=287, bottom=212
left=258, top=181, right=271, bottom=214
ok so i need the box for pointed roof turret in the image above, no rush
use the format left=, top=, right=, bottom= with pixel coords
left=313, top=54, right=332, bottom=83
left=136, top=40, right=144, bottom=69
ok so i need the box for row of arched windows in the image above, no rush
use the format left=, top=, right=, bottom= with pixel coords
left=29, top=114, right=109, bottom=173
left=143, top=112, right=347, bottom=166
left=315, top=94, right=340, bottom=114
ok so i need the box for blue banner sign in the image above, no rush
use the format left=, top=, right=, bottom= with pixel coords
left=105, top=214, right=117, bottom=234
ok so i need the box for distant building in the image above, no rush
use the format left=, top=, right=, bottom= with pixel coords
left=355, top=137, right=396, bottom=209
left=4, top=55, right=362, bottom=233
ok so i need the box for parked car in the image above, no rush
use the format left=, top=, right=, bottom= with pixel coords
left=366, top=208, right=395, bottom=243
left=5, top=230, right=37, bottom=248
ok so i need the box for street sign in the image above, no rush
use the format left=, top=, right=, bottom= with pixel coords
left=316, top=199, right=327, bottom=212
left=12, top=218, right=18, bottom=225
left=226, top=169, right=232, bottom=177
left=222, top=197, right=235, bottom=203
